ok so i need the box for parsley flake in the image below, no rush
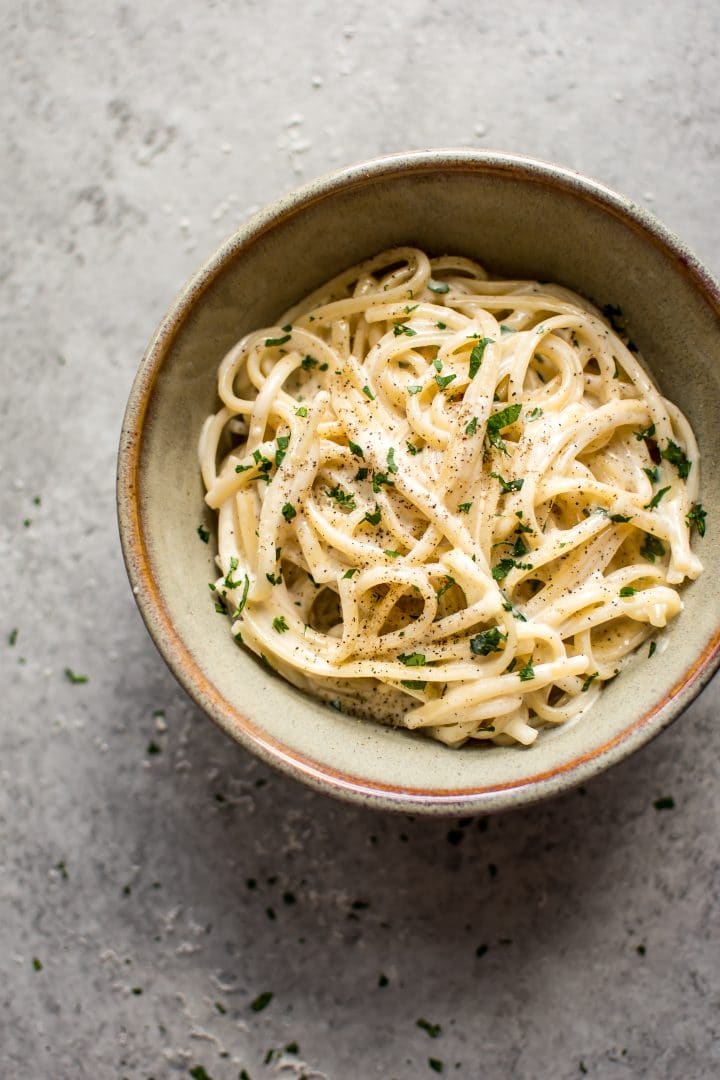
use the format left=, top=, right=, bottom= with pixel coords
left=295, top=405, right=308, bottom=417
left=326, top=486, right=357, bottom=511
left=398, top=652, right=426, bottom=667
left=362, top=385, right=375, bottom=400
left=364, top=505, right=381, bottom=526
left=491, top=471, right=524, bottom=494
left=301, top=354, right=317, bottom=370
left=635, top=423, right=656, bottom=441
left=197, top=524, right=210, bottom=543
left=654, top=796, right=675, bottom=810
left=620, top=586, right=637, bottom=597
left=250, top=991, right=273, bottom=1012
left=272, top=616, right=289, bottom=634
left=518, top=659, right=535, bottom=681
left=581, top=671, right=599, bottom=691
left=265, top=334, right=291, bottom=347
left=282, top=503, right=297, bottom=523
left=64, top=668, right=88, bottom=684
left=686, top=502, right=706, bottom=536
left=435, top=371, right=457, bottom=390
left=640, top=533, right=665, bottom=562
left=393, top=322, right=417, bottom=337
left=487, top=403, right=522, bottom=451
left=407, top=384, right=423, bottom=395
left=401, top=679, right=427, bottom=690
left=458, top=501, right=472, bottom=513
left=465, top=416, right=478, bottom=436
left=470, top=628, right=506, bottom=655
left=469, top=336, right=493, bottom=379
left=343, top=568, right=358, bottom=578
left=428, top=280, right=449, bottom=294
left=348, top=440, right=364, bottom=458
left=644, top=486, right=671, bottom=511
left=386, top=447, right=399, bottom=473
left=660, top=439, right=691, bottom=479
left=416, top=1018, right=441, bottom=1038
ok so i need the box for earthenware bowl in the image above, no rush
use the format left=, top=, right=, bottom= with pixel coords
left=117, top=150, right=720, bottom=815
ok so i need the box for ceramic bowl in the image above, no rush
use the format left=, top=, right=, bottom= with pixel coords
left=117, top=150, right=720, bottom=815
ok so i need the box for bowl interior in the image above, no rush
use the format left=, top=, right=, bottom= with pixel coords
left=122, top=154, right=720, bottom=812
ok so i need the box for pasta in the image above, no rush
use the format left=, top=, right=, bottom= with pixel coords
left=198, top=247, right=705, bottom=747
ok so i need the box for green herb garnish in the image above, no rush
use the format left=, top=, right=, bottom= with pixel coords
left=282, top=503, right=297, bottom=523
left=635, top=423, right=656, bottom=441
left=197, top=524, right=210, bottom=543
left=654, top=796, right=674, bottom=810
left=272, top=616, right=289, bottom=633
left=231, top=575, right=251, bottom=618
left=326, top=486, right=357, bottom=511
left=518, top=659, right=535, bottom=681
left=458, top=501, right=472, bottom=514
left=470, top=628, right=506, bottom=655
left=486, top=403, right=522, bottom=452
left=250, top=991, right=273, bottom=1012
left=643, top=466, right=660, bottom=484
left=8, top=628, right=18, bottom=646
left=401, top=679, right=427, bottom=690
left=386, top=447, right=399, bottom=473
left=295, top=405, right=308, bottom=417
left=416, top=1018, right=441, bottom=1038
left=348, top=440, right=364, bottom=458
left=435, top=372, right=457, bottom=390
left=644, top=486, right=671, bottom=511
left=436, top=575, right=456, bottom=598
left=393, top=322, right=416, bottom=337
left=465, top=416, right=478, bottom=436
left=398, top=652, right=426, bottom=667
left=660, top=439, right=691, bottom=478
left=407, top=384, right=423, bottom=395
left=384, top=549, right=401, bottom=558
left=428, top=280, right=449, bottom=294
left=362, top=385, right=375, bottom=400
left=686, top=502, right=707, bottom=536
left=265, top=334, right=291, bottom=347
left=491, top=471, right=524, bottom=494
left=343, top=568, right=358, bottom=578
left=610, top=513, right=633, bottom=523
left=581, top=671, right=599, bottom=692
left=620, top=586, right=637, bottom=597
left=640, top=533, right=665, bottom=562
left=301, top=355, right=317, bottom=370
left=648, top=641, right=657, bottom=658
left=469, top=336, right=493, bottom=379
left=492, top=557, right=532, bottom=581
left=64, top=668, right=88, bottom=684
left=364, top=505, right=381, bottom=526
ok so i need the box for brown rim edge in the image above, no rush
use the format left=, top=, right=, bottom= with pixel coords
left=117, top=149, right=720, bottom=815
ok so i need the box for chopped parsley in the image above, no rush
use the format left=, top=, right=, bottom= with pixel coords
left=266, top=572, right=282, bottom=586
left=433, top=358, right=443, bottom=372
left=319, top=362, right=329, bottom=371
left=282, top=503, right=297, bottom=523
left=250, top=991, right=273, bottom=1012
left=436, top=575, right=456, bottom=598
left=458, top=501, right=472, bottom=514
left=653, top=796, right=675, bottom=810
left=364, top=505, right=381, bottom=526
left=686, top=502, right=707, bottom=537
left=465, top=416, right=478, bottom=436
left=274, top=434, right=290, bottom=468
left=527, top=406, right=543, bottom=421
left=428, top=279, right=449, bottom=293
left=610, top=513, right=633, bottom=523
left=235, top=463, right=252, bottom=473
left=326, top=486, right=357, bottom=511
left=470, top=628, right=506, bottom=655
left=393, top=322, right=417, bottom=337
left=386, top=447, right=399, bottom=473
left=435, top=372, right=457, bottom=390
left=416, top=1018, right=441, bottom=1038
left=581, top=671, right=599, bottom=692
left=436, top=321, right=447, bottom=329
left=502, top=599, right=527, bottom=621
left=348, top=440, right=364, bottom=458
left=401, top=679, right=427, bottom=690
left=8, top=628, right=17, bottom=646
left=500, top=324, right=517, bottom=334
left=643, top=465, right=660, bottom=484
left=429, top=1059, right=444, bottom=1073
left=398, top=652, right=427, bottom=667
left=265, top=333, right=291, bottom=347
left=640, top=533, right=665, bottom=562
left=224, top=556, right=245, bottom=589
left=362, top=385, right=375, bottom=400
left=648, top=641, right=657, bottom=658
left=301, top=354, right=317, bottom=370
left=64, top=668, right=88, bottom=684
left=635, top=423, right=656, bottom=441
left=372, top=471, right=395, bottom=493
left=196, top=524, right=210, bottom=543
left=406, top=441, right=419, bottom=455
left=469, top=336, right=493, bottom=379
left=384, top=549, right=401, bottom=558
left=518, top=659, right=535, bottom=682
left=486, top=403, right=522, bottom=451
left=492, top=557, right=531, bottom=581
left=231, top=575, right=250, bottom=618
left=407, top=384, right=423, bottom=395
left=619, top=586, right=637, bottom=597
left=491, top=471, right=524, bottom=494
left=343, top=568, right=358, bottom=578
left=355, top=467, right=369, bottom=481
left=644, top=486, right=671, bottom=511
left=32, top=957, right=43, bottom=971
left=272, top=616, right=289, bottom=634
left=295, top=405, right=308, bottom=417
left=660, top=439, right=691, bottom=478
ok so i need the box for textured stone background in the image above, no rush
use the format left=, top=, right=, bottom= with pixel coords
left=1, top=2, right=719, bottom=1078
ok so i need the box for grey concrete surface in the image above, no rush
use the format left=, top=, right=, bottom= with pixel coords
left=2, top=2, right=719, bottom=1078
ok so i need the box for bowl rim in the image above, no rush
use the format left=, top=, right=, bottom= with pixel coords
left=117, top=148, right=720, bottom=815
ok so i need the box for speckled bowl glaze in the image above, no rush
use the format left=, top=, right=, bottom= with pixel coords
left=117, top=150, right=720, bottom=815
